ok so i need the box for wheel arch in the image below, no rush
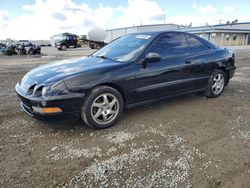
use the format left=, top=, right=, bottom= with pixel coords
left=94, top=83, right=127, bottom=106
left=60, top=43, right=68, bottom=48
left=216, top=66, right=229, bottom=86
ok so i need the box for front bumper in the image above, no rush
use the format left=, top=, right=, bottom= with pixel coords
left=16, top=83, right=85, bottom=119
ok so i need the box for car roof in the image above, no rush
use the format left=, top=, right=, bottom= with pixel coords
left=129, top=30, right=217, bottom=49
left=133, top=30, right=194, bottom=35
left=128, top=31, right=200, bottom=38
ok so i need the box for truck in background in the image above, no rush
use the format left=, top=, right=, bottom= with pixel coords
left=52, top=33, right=79, bottom=51
left=51, top=30, right=107, bottom=51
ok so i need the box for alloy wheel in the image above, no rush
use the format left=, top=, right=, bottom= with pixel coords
left=212, top=73, right=224, bottom=95
left=91, top=93, right=119, bottom=125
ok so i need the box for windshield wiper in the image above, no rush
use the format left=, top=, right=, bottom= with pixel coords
left=95, top=55, right=116, bottom=61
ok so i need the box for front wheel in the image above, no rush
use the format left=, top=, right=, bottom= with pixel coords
left=81, top=86, right=124, bottom=129
left=61, top=45, right=67, bottom=51
left=203, top=70, right=226, bottom=98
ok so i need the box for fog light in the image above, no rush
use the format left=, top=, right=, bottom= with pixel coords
left=32, top=106, right=62, bottom=114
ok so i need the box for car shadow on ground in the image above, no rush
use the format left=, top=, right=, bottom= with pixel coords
left=39, top=92, right=207, bottom=133
left=32, top=116, right=93, bottom=133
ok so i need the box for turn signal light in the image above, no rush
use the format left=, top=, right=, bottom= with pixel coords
left=32, top=106, right=62, bottom=114
left=42, top=107, right=62, bottom=113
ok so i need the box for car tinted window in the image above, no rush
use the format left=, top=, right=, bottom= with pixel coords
left=148, top=33, right=188, bottom=57
left=187, top=35, right=210, bottom=53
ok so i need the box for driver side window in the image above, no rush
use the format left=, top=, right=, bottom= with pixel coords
left=148, top=33, right=189, bottom=58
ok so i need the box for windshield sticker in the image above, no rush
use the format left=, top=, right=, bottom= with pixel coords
left=135, top=35, right=151, bottom=39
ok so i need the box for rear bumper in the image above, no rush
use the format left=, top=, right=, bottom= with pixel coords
left=16, top=83, right=84, bottom=120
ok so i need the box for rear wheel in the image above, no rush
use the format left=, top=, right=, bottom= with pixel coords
left=81, top=86, right=124, bottom=129
left=203, top=70, right=226, bottom=98
left=94, top=44, right=100, bottom=49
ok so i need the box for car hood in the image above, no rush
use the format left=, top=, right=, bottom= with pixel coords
left=21, top=56, right=119, bottom=87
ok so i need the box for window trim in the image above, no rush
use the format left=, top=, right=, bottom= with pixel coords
left=144, top=32, right=190, bottom=59
left=185, top=33, right=211, bottom=55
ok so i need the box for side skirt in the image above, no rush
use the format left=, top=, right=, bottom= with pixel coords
left=125, top=88, right=206, bottom=109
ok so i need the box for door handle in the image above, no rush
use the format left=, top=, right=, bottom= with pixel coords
left=185, top=60, right=192, bottom=64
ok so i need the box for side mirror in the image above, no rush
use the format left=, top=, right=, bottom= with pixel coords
left=141, top=53, right=161, bottom=68
left=145, top=52, right=161, bottom=62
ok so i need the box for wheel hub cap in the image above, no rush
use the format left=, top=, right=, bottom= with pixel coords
left=91, top=93, right=119, bottom=125
left=212, top=73, right=224, bottom=95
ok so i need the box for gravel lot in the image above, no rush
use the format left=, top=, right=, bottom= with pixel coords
left=0, top=46, right=250, bottom=187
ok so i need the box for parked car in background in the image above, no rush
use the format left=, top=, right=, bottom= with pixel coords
left=18, top=40, right=31, bottom=47
left=0, top=43, right=5, bottom=48
left=16, top=31, right=236, bottom=129
left=0, top=43, right=16, bottom=56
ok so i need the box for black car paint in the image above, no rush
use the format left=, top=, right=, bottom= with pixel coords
left=16, top=31, right=236, bottom=119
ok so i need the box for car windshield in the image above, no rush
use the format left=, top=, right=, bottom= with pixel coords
left=92, top=34, right=155, bottom=62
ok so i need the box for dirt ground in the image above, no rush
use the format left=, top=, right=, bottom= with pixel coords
left=0, top=46, right=250, bottom=188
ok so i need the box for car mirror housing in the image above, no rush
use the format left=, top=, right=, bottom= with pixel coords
left=145, top=52, right=161, bottom=63
left=141, top=52, right=162, bottom=68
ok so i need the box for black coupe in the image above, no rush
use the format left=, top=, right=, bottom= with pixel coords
left=16, top=31, right=236, bottom=129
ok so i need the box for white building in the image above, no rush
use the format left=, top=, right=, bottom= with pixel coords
left=105, top=24, right=185, bottom=43
left=105, top=22, right=250, bottom=46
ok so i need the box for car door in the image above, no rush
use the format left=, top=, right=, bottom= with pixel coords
left=69, top=35, right=74, bottom=46
left=134, top=32, right=195, bottom=102
left=184, top=34, right=212, bottom=90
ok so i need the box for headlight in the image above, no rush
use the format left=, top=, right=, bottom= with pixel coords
left=41, top=86, right=47, bottom=97
left=40, top=81, right=67, bottom=98
left=49, top=80, right=67, bottom=96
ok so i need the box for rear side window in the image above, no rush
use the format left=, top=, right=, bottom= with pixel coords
left=148, top=33, right=189, bottom=57
left=187, top=35, right=210, bottom=53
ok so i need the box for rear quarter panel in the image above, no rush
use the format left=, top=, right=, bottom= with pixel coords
left=203, top=48, right=234, bottom=76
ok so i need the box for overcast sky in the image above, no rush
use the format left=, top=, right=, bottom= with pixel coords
left=0, top=0, right=249, bottom=40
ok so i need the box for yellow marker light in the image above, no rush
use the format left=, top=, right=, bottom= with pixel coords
left=41, top=107, right=62, bottom=113
left=32, top=106, right=62, bottom=114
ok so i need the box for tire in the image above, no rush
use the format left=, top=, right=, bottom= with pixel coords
left=61, top=45, right=67, bottom=51
left=94, top=44, right=100, bottom=49
left=29, top=49, right=34, bottom=55
left=81, top=86, right=124, bottom=129
left=203, top=70, right=226, bottom=98
left=36, top=49, right=41, bottom=55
